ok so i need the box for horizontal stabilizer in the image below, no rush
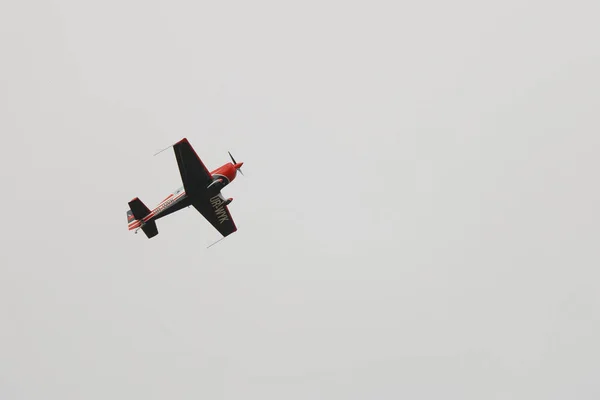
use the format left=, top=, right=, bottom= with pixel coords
left=141, top=220, right=159, bottom=239
left=128, top=197, right=152, bottom=220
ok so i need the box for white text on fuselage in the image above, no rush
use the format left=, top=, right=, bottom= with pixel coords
left=210, top=196, right=229, bottom=223
left=155, top=197, right=176, bottom=215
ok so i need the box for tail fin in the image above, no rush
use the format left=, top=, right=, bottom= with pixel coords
left=127, top=210, right=135, bottom=225
left=126, top=209, right=139, bottom=231
left=126, top=197, right=159, bottom=238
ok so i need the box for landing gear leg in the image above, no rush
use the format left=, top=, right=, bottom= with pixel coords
left=134, top=222, right=145, bottom=234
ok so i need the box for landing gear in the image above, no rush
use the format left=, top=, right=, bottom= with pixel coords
left=134, top=221, right=145, bottom=234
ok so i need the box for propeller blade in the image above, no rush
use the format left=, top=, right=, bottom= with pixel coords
left=228, top=151, right=237, bottom=164
left=229, top=151, right=244, bottom=176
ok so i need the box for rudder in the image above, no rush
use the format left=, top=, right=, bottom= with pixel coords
left=126, top=209, right=139, bottom=231
left=127, top=210, right=135, bottom=224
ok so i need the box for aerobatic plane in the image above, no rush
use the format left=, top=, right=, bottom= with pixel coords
left=126, top=138, right=243, bottom=240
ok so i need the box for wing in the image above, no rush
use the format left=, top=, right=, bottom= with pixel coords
left=173, top=138, right=212, bottom=195
left=192, top=195, right=237, bottom=237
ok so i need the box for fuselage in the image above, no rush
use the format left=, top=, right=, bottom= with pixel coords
left=127, top=162, right=240, bottom=231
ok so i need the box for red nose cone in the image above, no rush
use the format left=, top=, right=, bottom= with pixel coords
left=234, top=162, right=243, bottom=169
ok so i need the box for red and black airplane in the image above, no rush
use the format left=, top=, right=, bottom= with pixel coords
left=126, top=138, right=243, bottom=239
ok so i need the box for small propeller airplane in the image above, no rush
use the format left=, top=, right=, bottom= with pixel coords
left=126, top=137, right=243, bottom=241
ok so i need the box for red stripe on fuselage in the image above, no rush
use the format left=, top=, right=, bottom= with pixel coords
left=143, top=191, right=187, bottom=221
left=128, top=191, right=187, bottom=229
left=159, top=194, right=174, bottom=204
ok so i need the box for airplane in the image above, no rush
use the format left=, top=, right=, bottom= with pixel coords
left=126, top=137, right=243, bottom=240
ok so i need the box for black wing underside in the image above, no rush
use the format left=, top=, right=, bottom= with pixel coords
left=192, top=197, right=237, bottom=237
left=173, top=138, right=212, bottom=195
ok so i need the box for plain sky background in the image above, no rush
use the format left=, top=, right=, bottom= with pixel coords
left=1, top=0, right=599, bottom=399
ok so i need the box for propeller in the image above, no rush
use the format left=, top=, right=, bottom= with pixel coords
left=228, top=151, right=244, bottom=176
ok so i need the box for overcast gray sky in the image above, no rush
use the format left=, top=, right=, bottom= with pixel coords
left=1, top=0, right=599, bottom=399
